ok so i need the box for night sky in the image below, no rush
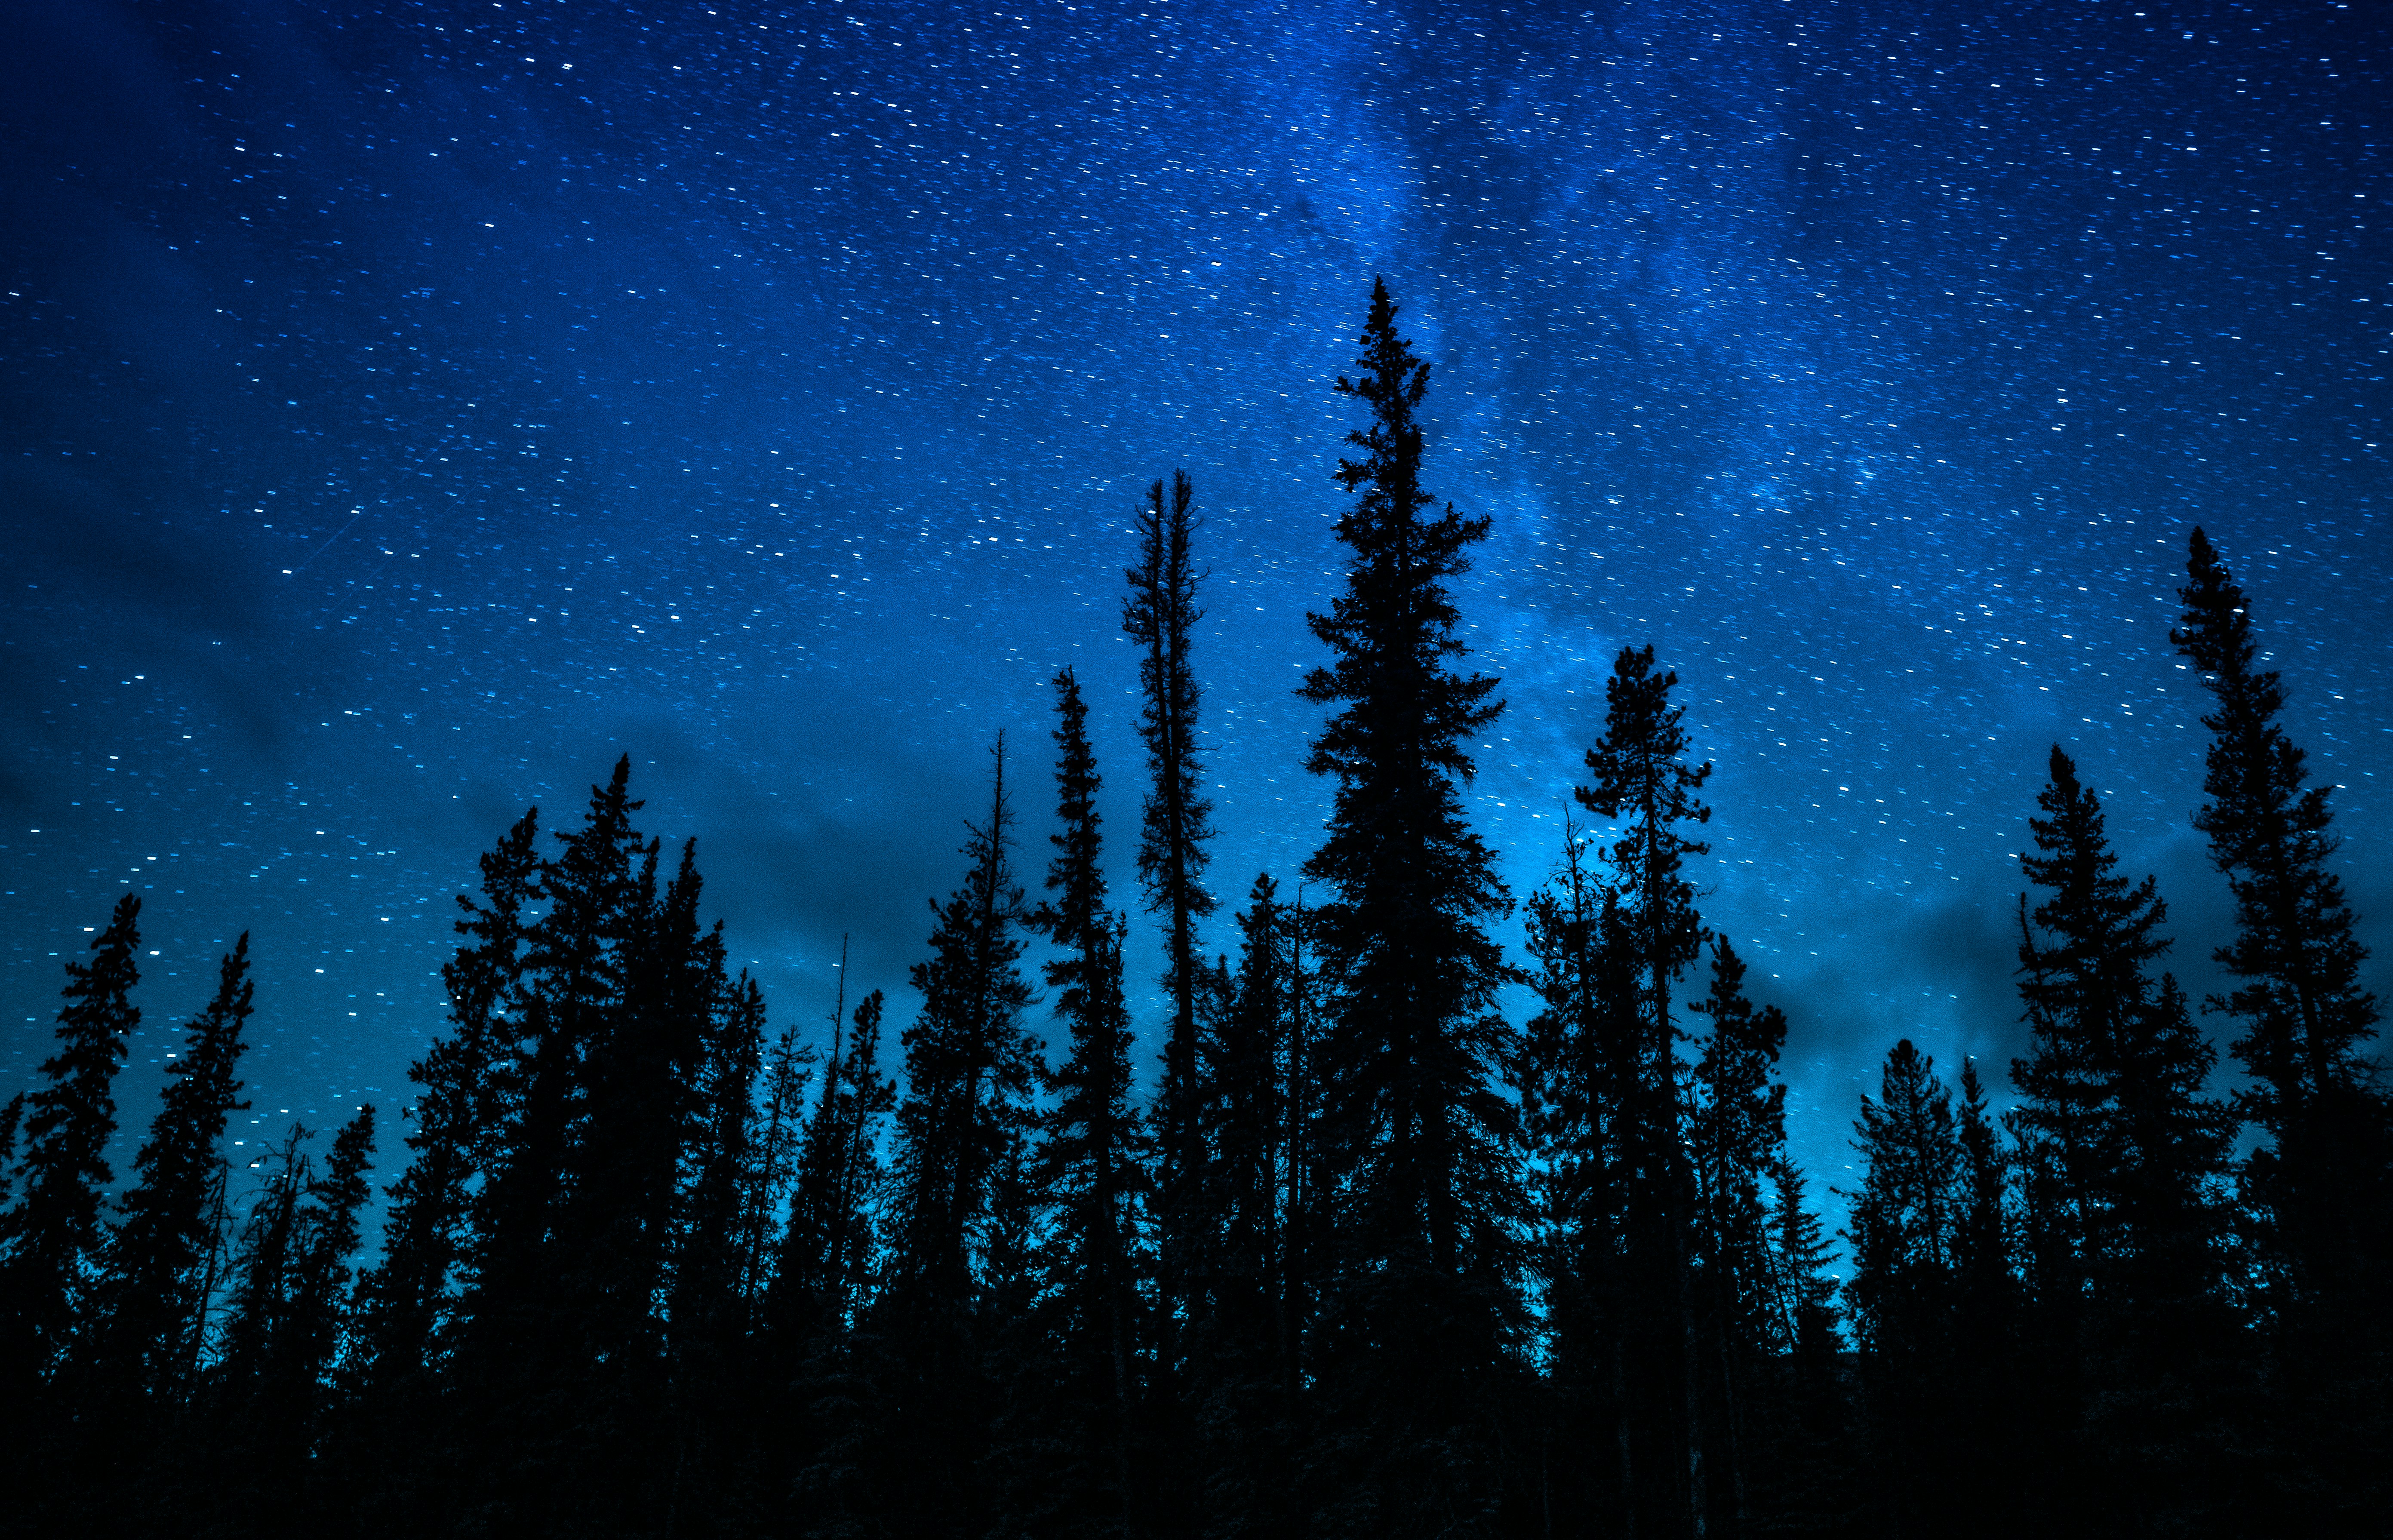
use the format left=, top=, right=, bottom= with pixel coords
left=3, top=0, right=2385, bottom=1214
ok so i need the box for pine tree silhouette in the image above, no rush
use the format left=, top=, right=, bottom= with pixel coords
left=90, top=932, right=255, bottom=1407
left=1577, top=643, right=1715, bottom=1538
left=2171, top=528, right=2388, bottom=1525
left=1298, top=277, right=1523, bottom=1535
left=1, top=896, right=142, bottom=1395
left=1124, top=471, right=1217, bottom=1344
left=1022, top=667, right=1150, bottom=1536
left=880, top=737, right=1039, bottom=1537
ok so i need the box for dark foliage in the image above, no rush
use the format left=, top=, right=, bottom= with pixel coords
left=7, top=304, right=2388, bottom=1540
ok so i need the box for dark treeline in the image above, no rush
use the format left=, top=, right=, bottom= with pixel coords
left=3, top=282, right=2386, bottom=1539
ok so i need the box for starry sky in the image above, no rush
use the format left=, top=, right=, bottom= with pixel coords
left=3, top=0, right=2385, bottom=1208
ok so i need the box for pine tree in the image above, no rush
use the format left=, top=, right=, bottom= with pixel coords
left=569, top=835, right=720, bottom=1404
left=1846, top=1039, right=1965, bottom=1538
left=1516, top=826, right=1642, bottom=1537
left=1298, top=277, right=1522, bottom=1535
left=880, top=738, right=1040, bottom=1536
left=1022, top=668, right=1150, bottom=1537
left=468, top=761, right=647, bottom=1334
left=89, top=932, right=255, bottom=1406
left=744, top=1021, right=815, bottom=1306
left=355, top=808, right=537, bottom=1387
left=1124, top=471, right=1218, bottom=1335
left=1689, top=936, right=1789, bottom=1363
left=778, top=989, right=898, bottom=1535
left=2171, top=530, right=2386, bottom=1306
left=0, top=895, right=143, bottom=1387
left=677, top=968, right=767, bottom=1345
left=1757, top=1159, right=1856, bottom=1536
left=2170, top=528, right=2384, bottom=1524
left=1187, top=876, right=1301, bottom=1540
left=447, top=759, right=658, bottom=1532
left=1687, top=937, right=1788, bottom=1531
left=208, top=1113, right=371, bottom=1534
left=775, top=988, right=893, bottom=1342
left=669, top=966, right=768, bottom=1520
left=219, top=1124, right=311, bottom=1386
left=2013, top=746, right=2233, bottom=1320
left=1576, top=643, right=1715, bottom=1537
left=284, top=1106, right=376, bottom=1408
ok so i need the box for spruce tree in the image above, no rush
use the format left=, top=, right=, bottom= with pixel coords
left=669, top=966, right=767, bottom=1520
left=1516, top=827, right=1641, bottom=1536
left=1124, top=470, right=1217, bottom=1334
left=1, top=895, right=143, bottom=1386
left=2012, top=747, right=2232, bottom=1330
left=879, top=737, right=1039, bottom=1536
left=90, top=932, right=255, bottom=1405
left=1687, top=936, right=1788, bottom=1532
left=2171, top=530, right=2384, bottom=1284
left=355, top=808, right=537, bottom=1387
left=452, top=759, right=655, bottom=1532
left=468, top=761, right=646, bottom=1335
left=1188, top=875, right=1300, bottom=1540
left=1576, top=643, right=1715, bottom=1536
left=1846, top=1039, right=1965, bottom=1538
left=774, top=989, right=893, bottom=1343
left=1689, top=936, right=1788, bottom=1364
left=1023, top=668, right=1150, bottom=1536
left=1298, top=277, right=1522, bottom=1534
left=2171, top=528, right=2385, bottom=1522
left=744, top=1021, right=815, bottom=1306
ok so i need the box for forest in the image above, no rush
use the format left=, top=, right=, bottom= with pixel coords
left=0, top=281, right=2384, bottom=1540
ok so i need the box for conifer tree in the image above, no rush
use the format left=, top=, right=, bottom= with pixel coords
left=90, top=932, right=255, bottom=1404
left=572, top=836, right=719, bottom=1368
left=744, top=1021, right=815, bottom=1304
left=880, top=738, right=1039, bottom=1534
left=356, top=808, right=537, bottom=1386
left=1687, top=936, right=1789, bottom=1531
left=2171, top=529, right=2386, bottom=1319
left=1298, top=277, right=1522, bottom=1534
left=285, top=1106, right=376, bottom=1405
left=677, top=968, right=766, bottom=1345
left=1125, top=471, right=1217, bottom=1328
left=446, top=760, right=657, bottom=1532
left=770, top=983, right=890, bottom=1366
left=206, top=1112, right=369, bottom=1533
left=1024, top=668, right=1150, bottom=1535
left=0, top=1095, right=24, bottom=1213
left=1516, top=827, right=1642, bottom=1535
left=0, top=895, right=143, bottom=1386
left=1188, top=875, right=1301, bottom=1539
left=220, top=1124, right=311, bottom=1386
left=1847, top=1039, right=1965, bottom=1537
left=1576, top=644, right=1715, bottom=1536
left=1690, top=936, right=1789, bottom=1363
left=2012, top=745, right=2233, bottom=1347
left=1758, top=1158, right=1856, bottom=1535
left=468, top=761, right=646, bottom=1336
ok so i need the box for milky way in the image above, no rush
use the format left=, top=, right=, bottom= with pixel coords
left=3, top=0, right=2384, bottom=1209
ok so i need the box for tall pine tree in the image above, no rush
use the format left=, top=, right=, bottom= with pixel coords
left=2171, top=527, right=2387, bottom=1523
left=1124, top=468, right=1217, bottom=1339
left=1, top=896, right=143, bottom=1390
left=1576, top=643, right=1715, bottom=1538
left=1298, top=277, right=1523, bottom=1536
left=1024, top=669, right=1150, bottom=1533
left=879, top=737, right=1040, bottom=1538
left=89, top=932, right=255, bottom=1406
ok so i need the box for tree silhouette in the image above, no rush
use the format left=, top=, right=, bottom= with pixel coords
left=1298, top=277, right=1522, bottom=1534
left=1125, top=470, right=1217, bottom=1340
